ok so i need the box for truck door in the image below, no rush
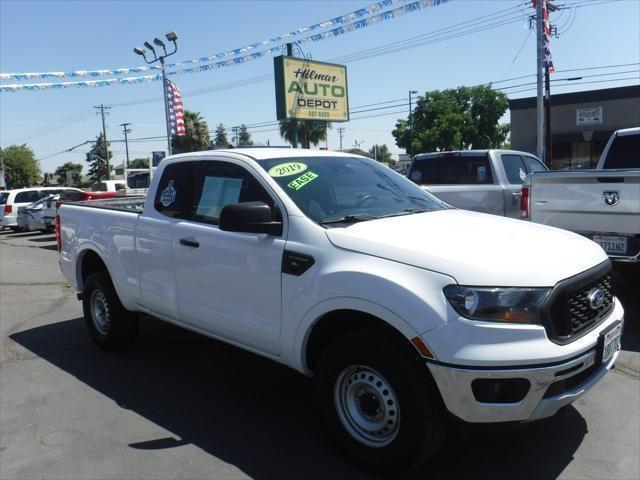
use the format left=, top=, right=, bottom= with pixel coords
left=172, top=159, right=285, bottom=356
left=136, top=161, right=200, bottom=319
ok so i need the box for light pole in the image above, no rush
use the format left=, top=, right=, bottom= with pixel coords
left=408, top=90, right=418, bottom=159
left=133, top=31, right=178, bottom=156
left=120, top=123, right=132, bottom=170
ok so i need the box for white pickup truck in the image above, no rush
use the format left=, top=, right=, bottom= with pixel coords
left=58, top=148, right=624, bottom=473
left=522, top=127, right=640, bottom=263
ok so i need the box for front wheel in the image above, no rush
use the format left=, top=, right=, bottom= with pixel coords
left=82, top=272, right=139, bottom=350
left=314, top=328, right=448, bottom=475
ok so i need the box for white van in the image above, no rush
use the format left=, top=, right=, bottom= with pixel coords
left=1, top=187, right=83, bottom=230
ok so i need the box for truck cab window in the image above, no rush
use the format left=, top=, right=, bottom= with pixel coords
left=501, top=154, right=528, bottom=184
left=411, top=155, right=493, bottom=185
left=191, top=162, right=277, bottom=226
left=154, top=161, right=200, bottom=219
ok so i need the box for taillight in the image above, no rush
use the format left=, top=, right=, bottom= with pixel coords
left=520, top=186, right=530, bottom=219
left=4, top=204, right=11, bottom=214
left=55, top=214, right=62, bottom=252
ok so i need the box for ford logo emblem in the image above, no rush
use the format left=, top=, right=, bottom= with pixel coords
left=588, top=288, right=606, bottom=310
left=602, top=191, right=619, bottom=207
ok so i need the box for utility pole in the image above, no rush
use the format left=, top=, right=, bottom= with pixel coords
left=120, top=123, right=132, bottom=170
left=408, top=90, right=418, bottom=158
left=338, top=127, right=345, bottom=150
left=232, top=126, right=239, bottom=147
left=95, top=104, right=111, bottom=179
left=544, top=67, right=552, bottom=167
left=536, top=0, right=544, bottom=161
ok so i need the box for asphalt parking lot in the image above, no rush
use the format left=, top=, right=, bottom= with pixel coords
left=1, top=229, right=638, bottom=480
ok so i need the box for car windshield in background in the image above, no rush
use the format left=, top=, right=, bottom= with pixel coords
left=259, top=156, right=446, bottom=225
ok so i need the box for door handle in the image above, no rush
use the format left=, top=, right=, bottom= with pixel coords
left=179, top=238, right=199, bottom=248
left=511, top=192, right=522, bottom=198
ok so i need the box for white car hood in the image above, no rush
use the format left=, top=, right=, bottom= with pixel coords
left=325, top=209, right=608, bottom=287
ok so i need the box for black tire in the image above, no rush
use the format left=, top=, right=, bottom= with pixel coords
left=314, top=328, right=448, bottom=475
left=82, top=271, right=140, bottom=350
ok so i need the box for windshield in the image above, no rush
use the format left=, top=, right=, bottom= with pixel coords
left=259, top=156, right=447, bottom=225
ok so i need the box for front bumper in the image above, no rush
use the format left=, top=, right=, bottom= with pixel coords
left=428, top=319, right=623, bottom=423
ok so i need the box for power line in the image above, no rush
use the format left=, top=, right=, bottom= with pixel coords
left=504, top=76, right=640, bottom=95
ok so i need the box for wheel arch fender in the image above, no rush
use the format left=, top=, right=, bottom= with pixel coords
left=75, top=246, right=133, bottom=310
left=293, top=297, right=422, bottom=376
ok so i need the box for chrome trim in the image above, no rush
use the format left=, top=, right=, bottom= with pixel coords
left=428, top=345, right=620, bottom=423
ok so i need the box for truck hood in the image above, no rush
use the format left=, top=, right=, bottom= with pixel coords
left=325, top=209, right=608, bottom=286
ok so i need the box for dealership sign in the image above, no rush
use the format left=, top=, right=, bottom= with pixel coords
left=274, top=56, right=349, bottom=122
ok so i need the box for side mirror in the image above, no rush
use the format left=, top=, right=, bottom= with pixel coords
left=219, top=201, right=282, bottom=236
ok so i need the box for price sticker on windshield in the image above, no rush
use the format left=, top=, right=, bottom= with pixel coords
left=288, top=171, right=318, bottom=191
left=268, top=162, right=308, bottom=178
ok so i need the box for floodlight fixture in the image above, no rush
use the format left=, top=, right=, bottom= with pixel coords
left=165, top=31, right=178, bottom=42
left=153, top=37, right=167, bottom=55
left=143, top=41, right=157, bottom=59
left=133, top=47, right=146, bottom=59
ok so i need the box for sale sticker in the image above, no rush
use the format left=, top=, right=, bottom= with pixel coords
left=287, top=171, right=318, bottom=191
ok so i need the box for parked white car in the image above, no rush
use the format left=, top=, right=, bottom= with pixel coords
left=1, top=187, right=82, bottom=230
left=16, top=196, right=50, bottom=232
left=58, top=149, right=624, bottom=473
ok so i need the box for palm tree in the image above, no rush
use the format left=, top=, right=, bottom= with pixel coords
left=279, top=120, right=331, bottom=148
left=171, top=110, right=210, bottom=153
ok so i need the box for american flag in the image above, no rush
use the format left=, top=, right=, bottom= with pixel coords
left=166, top=78, right=186, bottom=136
left=533, top=0, right=555, bottom=72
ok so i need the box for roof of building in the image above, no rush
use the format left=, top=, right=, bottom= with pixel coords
left=509, top=85, right=640, bottom=110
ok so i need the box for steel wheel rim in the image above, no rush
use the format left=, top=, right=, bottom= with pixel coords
left=334, top=365, right=400, bottom=448
left=90, top=290, right=110, bottom=335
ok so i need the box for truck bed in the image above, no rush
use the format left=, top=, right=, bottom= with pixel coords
left=69, top=196, right=146, bottom=214
left=528, top=169, right=640, bottom=260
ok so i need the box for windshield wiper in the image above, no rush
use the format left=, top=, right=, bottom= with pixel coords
left=375, top=208, right=433, bottom=219
left=319, top=214, right=376, bottom=226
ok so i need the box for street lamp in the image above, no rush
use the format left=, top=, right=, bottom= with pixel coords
left=133, top=31, right=178, bottom=156
left=408, top=90, right=418, bottom=159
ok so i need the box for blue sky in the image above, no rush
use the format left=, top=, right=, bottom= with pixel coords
left=1, top=0, right=638, bottom=174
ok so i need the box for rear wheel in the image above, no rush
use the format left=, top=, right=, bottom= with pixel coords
left=82, top=272, right=139, bottom=350
left=314, top=328, right=448, bottom=474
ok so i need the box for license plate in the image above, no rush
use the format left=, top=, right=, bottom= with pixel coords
left=592, top=235, right=627, bottom=255
left=601, top=322, right=622, bottom=365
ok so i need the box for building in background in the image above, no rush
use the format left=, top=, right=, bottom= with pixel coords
left=509, top=85, right=640, bottom=169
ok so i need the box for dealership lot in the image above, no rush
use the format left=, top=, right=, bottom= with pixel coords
left=1, top=229, right=638, bottom=480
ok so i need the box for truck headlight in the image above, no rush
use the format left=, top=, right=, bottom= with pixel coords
left=443, top=285, right=551, bottom=324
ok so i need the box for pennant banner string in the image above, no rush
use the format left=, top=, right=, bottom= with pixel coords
left=0, top=0, right=449, bottom=92
left=1, top=0, right=409, bottom=81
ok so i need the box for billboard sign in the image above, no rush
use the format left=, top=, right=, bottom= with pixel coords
left=274, top=56, right=349, bottom=122
left=576, top=106, right=603, bottom=126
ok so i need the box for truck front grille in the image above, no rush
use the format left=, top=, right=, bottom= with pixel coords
left=541, top=261, right=614, bottom=344
left=567, top=273, right=613, bottom=335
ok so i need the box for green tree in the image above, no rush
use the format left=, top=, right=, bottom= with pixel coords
left=279, top=120, right=331, bottom=148
left=214, top=123, right=229, bottom=148
left=238, top=124, right=253, bottom=146
left=0, top=144, right=41, bottom=188
left=368, top=144, right=392, bottom=163
left=85, top=133, right=113, bottom=183
left=54, top=162, right=83, bottom=186
left=171, top=110, right=210, bottom=153
left=129, top=158, right=149, bottom=169
left=392, top=85, right=510, bottom=154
